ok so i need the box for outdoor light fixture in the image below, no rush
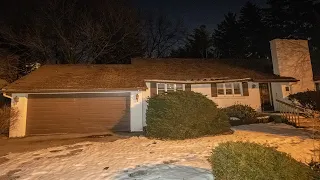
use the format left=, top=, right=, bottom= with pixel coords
left=136, top=94, right=139, bottom=102
left=13, top=96, right=19, bottom=104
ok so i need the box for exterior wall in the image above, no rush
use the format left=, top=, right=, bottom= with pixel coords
left=130, top=91, right=143, bottom=132
left=271, top=82, right=291, bottom=111
left=270, top=39, right=315, bottom=93
left=9, top=91, right=144, bottom=137
left=9, top=93, right=28, bottom=137
left=191, top=82, right=262, bottom=111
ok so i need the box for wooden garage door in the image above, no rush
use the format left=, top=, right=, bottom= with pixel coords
left=26, top=93, right=130, bottom=135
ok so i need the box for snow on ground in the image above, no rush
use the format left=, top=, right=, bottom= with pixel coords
left=0, top=123, right=318, bottom=180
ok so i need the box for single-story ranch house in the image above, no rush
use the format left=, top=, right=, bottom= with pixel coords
left=2, top=39, right=317, bottom=137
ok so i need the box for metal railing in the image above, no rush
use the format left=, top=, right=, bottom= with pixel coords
left=275, top=99, right=306, bottom=127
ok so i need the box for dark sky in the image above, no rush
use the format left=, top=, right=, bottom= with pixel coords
left=134, top=0, right=266, bottom=31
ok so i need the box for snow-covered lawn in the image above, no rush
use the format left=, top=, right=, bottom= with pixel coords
left=0, top=123, right=317, bottom=180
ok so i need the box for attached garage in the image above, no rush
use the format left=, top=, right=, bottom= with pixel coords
left=26, top=93, right=130, bottom=135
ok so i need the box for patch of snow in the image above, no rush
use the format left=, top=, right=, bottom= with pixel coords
left=0, top=123, right=317, bottom=180
left=257, top=116, right=270, bottom=120
left=229, top=117, right=240, bottom=121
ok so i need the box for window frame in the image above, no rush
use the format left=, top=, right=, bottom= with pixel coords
left=156, top=83, right=185, bottom=94
left=216, top=82, right=243, bottom=97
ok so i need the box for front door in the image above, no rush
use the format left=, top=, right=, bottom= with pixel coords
left=259, top=83, right=274, bottom=111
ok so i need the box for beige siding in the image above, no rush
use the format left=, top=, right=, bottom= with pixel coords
left=191, top=82, right=262, bottom=111
left=271, top=82, right=292, bottom=111
left=130, top=91, right=143, bottom=131
left=9, top=93, right=28, bottom=137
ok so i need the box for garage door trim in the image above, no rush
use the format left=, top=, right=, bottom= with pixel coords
left=26, top=92, right=131, bottom=135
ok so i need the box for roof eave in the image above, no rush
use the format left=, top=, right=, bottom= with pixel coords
left=145, top=78, right=253, bottom=84
left=1, top=87, right=147, bottom=93
left=145, top=78, right=298, bottom=83
left=252, top=79, right=298, bottom=82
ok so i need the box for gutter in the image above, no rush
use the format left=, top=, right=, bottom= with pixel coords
left=145, top=78, right=253, bottom=84
left=145, top=78, right=298, bottom=84
left=252, top=79, right=299, bottom=83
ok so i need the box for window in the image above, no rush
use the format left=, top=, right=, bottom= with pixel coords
left=157, top=83, right=185, bottom=94
left=225, top=83, right=233, bottom=95
left=217, top=82, right=242, bottom=96
left=157, top=83, right=166, bottom=94
left=234, top=83, right=241, bottom=95
left=176, top=84, right=184, bottom=91
left=167, top=83, right=175, bottom=92
left=217, top=83, right=224, bottom=95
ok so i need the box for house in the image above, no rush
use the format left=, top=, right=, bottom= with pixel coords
left=2, top=39, right=317, bottom=137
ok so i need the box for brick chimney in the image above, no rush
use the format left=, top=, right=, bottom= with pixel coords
left=270, top=39, right=315, bottom=94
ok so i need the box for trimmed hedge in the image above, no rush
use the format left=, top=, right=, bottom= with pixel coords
left=146, top=91, right=231, bottom=139
left=222, top=104, right=258, bottom=125
left=211, top=142, right=316, bottom=180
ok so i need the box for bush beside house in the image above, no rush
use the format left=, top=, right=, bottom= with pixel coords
left=269, top=115, right=288, bottom=124
left=146, top=91, right=231, bottom=140
left=288, top=91, right=320, bottom=111
left=222, top=104, right=259, bottom=126
left=211, top=142, right=317, bottom=180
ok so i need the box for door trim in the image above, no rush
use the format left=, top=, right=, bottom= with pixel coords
left=259, top=83, right=274, bottom=112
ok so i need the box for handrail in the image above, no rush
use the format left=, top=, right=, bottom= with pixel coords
left=275, top=99, right=305, bottom=127
left=275, top=99, right=306, bottom=111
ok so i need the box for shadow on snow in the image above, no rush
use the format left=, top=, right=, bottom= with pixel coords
left=112, top=164, right=214, bottom=180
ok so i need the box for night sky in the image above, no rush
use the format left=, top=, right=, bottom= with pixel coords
left=134, top=0, right=266, bottom=31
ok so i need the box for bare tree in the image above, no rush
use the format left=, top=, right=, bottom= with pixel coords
left=0, top=0, right=143, bottom=65
left=143, top=13, right=186, bottom=58
left=0, top=50, right=20, bottom=82
left=0, top=105, right=19, bottom=136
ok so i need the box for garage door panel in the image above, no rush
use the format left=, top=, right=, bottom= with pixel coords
left=26, top=93, right=130, bottom=135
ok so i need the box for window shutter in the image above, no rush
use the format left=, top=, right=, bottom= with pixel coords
left=242, top=82, right=249, bottom=96
left=150, top=82, right=157, bottom=97
left=185, top=84, right=191, bottom=91
left=211, top=83, right=217, bottom=97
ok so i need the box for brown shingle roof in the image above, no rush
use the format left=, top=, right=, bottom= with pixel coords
left=3, top=58, right=297, bottom=93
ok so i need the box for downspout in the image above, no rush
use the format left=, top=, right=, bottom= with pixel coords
left=3, top=93, right=12, bottom=99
